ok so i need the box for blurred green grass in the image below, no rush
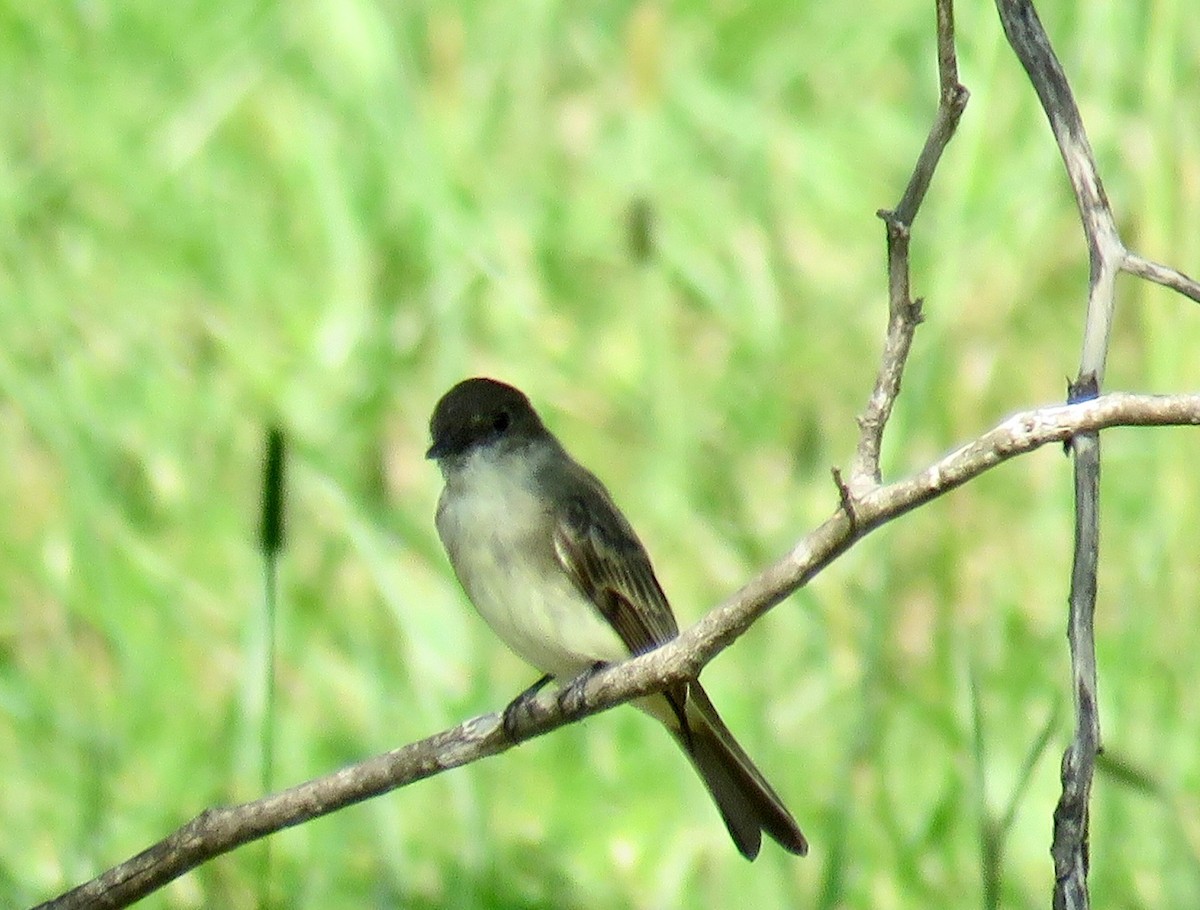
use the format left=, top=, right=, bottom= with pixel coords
left=2, top=1, right=1198, bottom=907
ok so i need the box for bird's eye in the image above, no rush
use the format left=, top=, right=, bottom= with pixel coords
left=493, top=411, right=511, bottom=432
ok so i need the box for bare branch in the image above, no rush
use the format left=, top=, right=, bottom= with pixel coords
left=33, top=392, right=1200, bottom=910
left=996, top=0, right=1123, bottom=386
left=893, top=0, right=969, bottom=227
left=994, top=2, right=1111, bottom=904
left=988, top=2, right=1197, bottom=907
left=1122, top=252, right=1200, bottom=304
left=1056, top=426, right=1100, bottom=910
left=851, top=0, right=968, bottom=490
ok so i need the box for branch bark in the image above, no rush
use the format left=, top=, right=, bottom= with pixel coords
left=33, top=392, right=1200, bottom=910
left=994, top=3, right=1200, bottom=908
left=994, top=2, right=1113, bottom=897
left=851, top=0, right=969, bottom=492
left=30, top=6, right=1200, bottom=908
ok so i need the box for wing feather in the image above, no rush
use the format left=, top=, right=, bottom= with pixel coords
left=551, top=475, right=678, bottom=658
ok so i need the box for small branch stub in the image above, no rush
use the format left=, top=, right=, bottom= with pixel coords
left=830, top=466, right=858, bottom=533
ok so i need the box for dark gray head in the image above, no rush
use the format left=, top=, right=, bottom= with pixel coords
left=426, top=377, right=548, bottom=461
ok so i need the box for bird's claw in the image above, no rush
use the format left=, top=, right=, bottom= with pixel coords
left=502, top=673, right=553, bottom=740
left=556, top=661, right=606, bottom=716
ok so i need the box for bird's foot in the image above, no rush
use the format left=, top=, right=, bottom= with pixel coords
left=502, top=674, right=553, bottom=741
left=556, top=661, right=607, bottom=716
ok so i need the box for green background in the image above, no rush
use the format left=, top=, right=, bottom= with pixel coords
left=3, top=1, right=1198, bottom=907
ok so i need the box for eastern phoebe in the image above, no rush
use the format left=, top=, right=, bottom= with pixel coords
left=427, top=377, right=807, bottom=860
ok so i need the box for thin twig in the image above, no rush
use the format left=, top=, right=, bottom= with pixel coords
left=990, top=0, right=1200, bottom=317
left=993, top=4, right=1110, bottom=907
left=992, top=2, right=1199, bottom=907
left=1122, top=252, right=1200, bottom=304
left=32, top=392, right=1200, bottom=910
left=851, top=0, right=968, bottom=491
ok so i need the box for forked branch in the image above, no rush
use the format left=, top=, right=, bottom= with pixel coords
left=851, top=0, right=969, bottom=491
left=994, top=3, right=1199, bottom=908
left=33, top=393, right=1200, bottom=910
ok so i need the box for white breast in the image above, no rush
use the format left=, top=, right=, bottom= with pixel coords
left=435, top=448, right=628, bottom=680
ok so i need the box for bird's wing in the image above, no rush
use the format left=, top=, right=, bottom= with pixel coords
left=551, top=473, right=679, bottom=658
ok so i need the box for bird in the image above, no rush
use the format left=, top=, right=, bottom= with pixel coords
left=426, top=376, right=807, bottom=860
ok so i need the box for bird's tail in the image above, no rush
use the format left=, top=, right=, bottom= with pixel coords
left=669, top=682, right=808, bottom=860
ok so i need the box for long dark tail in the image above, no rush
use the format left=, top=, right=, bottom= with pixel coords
left=672, top=682, right=808, bottom=860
